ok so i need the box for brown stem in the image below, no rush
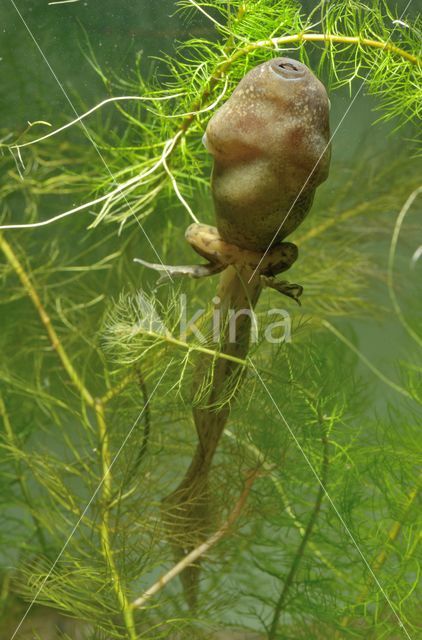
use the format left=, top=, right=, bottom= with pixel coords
left=132, top=468, right=259, bottom=610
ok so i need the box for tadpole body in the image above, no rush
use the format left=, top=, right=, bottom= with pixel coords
left=205, top=57, right=331, bottom=250
left=162, top=58, right=331, bottom=607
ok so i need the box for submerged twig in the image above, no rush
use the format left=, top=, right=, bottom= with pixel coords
left=132, top=468, right=259, bottom=610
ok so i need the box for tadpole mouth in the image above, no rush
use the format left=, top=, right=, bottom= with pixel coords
left=270, top=58, right=306, bottom=80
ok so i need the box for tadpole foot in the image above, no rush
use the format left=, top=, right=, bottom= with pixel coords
left=261, top=276, right=303, bottom=305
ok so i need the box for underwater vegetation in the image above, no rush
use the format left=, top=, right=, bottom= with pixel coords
left=0, top=0, right=421, bottom=638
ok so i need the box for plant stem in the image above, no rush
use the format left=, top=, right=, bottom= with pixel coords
left=371, top=479, right=421, bottom=575
left=95, top=400, right=138, bottom=640
left=224, top=429, right=352, bottom=586
left=0, top=234, right=94, bottom=408
left=0, top=393, right=47, bottom=552
left=178, top=31, right=419, bottom=137
left=132, top=365, right=151, bottom=472
left=296, top=201, right=370, bottom=244
left=0, top=234, right=137, bottom=635
left=230, top=33, right=419, bottom=65
left=100, top=371, right=135, bottom=404
left=162, top=265, right=262, bottom=606
left=0, top=234, right=128, bottom=410
left=268, top=426, right=329, bottom=639
left=336, top=473, right=421, bottom=636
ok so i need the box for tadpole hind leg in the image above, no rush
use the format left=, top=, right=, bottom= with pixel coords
left=134, top=257, right=226, bottom=283
left=261, top=275, right=303, bottom=305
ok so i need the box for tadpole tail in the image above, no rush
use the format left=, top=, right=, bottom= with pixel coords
left=161, top=265, right=262, bottom=607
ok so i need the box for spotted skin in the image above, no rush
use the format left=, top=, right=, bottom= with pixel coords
left=185, top=223, right=297, bottom=276
left=205, top=57, right=331, bottom=251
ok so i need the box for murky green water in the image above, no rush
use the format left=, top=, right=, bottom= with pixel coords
left=0, top=1, right=420, bottom=638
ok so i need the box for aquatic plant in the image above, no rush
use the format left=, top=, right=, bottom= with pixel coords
left=0, top=1, right=421, bottom=638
